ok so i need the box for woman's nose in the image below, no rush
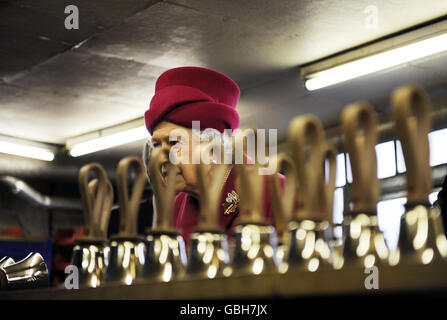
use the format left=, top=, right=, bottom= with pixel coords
left=160, top=141, right=172, bottom=152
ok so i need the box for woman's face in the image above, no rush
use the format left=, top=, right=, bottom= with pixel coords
left=150, top=121, right=203, bottom=197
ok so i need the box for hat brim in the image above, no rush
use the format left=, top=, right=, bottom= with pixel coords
left=146, top=101, right=240, bottom=134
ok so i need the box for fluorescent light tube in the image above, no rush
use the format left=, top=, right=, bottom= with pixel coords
left=0, top=141, right=54, bottom=161
left=305, top=32, right=447, bottom=90
left=69, top=126, right=148, bottom=157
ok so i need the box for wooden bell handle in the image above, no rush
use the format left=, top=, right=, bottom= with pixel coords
left=322, top=145, right=337, bottom=223
left=392, top=85, right=431, bottom=204
left=195, top=141, right=229, bottom=231
left=268, top=154, right=297, bottom=237
left=234, top=128, right=264, bottom=224
left=288, top=115, right=326, bottom=220
left=78, top=163, right=108, bottom=237
left=341, top=102, right=379, bottom=213
left=116, top=156, right=146, bottom=235
left=149, top=148, right=176, bottom=230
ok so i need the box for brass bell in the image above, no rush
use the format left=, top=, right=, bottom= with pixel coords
left=186, top=232, right=230, bottom=279
left=285, top=219, right=333, bottom=272
left=105, top=156, right=147, bottom=285
left=337, top=102, right=389, bottom=269
left=339, top=213, right=389, bottom=269
left=230, top=129, right=280, bottom=276
left=143, top=230, right=187, bottom=282
left=390, top=85, right=447, bottom=265
left=282, top=116, right=336, bottom=272
left=231, top=222, right=279, bottom=276
left=0, top=253, right=49, bottom=290
left=183, top=141, right=232, bottom=279
left=106, top=235, right=146, bottom=284
left=142, top=148, right=187, bottom=282
left=71, top=163, right=113, bottom=288
left=0, top=257, right=15, bottom=269
left=71, top=239, right=106, bottom=288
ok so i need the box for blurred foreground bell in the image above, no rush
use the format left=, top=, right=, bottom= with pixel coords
left=230, top=129, right=279, bottom=276
left=282, top=116, right=336, bottom=272
left=71, top=239, right=106, bottom=289
left=185, top=142, right=231, bottom=279
left=337, top=103, right=389, bottom=269
left=106, top=156, right=146, bottom=285
left=142, top=148, right=187, bottom=282
left=0, top=257, right=14, bottom=269
left=268, top=154, right=296, bottom=273
left=0, top=253, right=48, bottom=290
left=71, top=163, right=112, bottom=288
left=390, top=85, right=447, bottom=265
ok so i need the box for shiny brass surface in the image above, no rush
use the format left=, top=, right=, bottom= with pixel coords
left=0, top=252, right=48, bottom=290
left=285, top=116, right=337, bottom=272
left=144, top=149, right=187, bottom=282
left=71, top=163, right=113, bottom=288
left=185, top=231, right=230, bottom=279
left=104, top=156, right=147, bottom=285
left=335, top=213, right=389, bottom=269
left=105, top=236, right=146, bottom=285
left=284, top=219, right=333, bottom=273
left=71, top=239, right=106, bottom=288
left=0, top=257, right=15, bottom=269
left=142, top=231, right=187, bottom=282
left=391, top=204, right=447, bottom=265
left=390, top=85, right=447, bottom=265
left=183, top=142, right=232, bottom=280
left=340, top=103, right=389, bottom=268
left=229, top=130, right=281, bottom=275
left=231, top=223, right=279, bottom=276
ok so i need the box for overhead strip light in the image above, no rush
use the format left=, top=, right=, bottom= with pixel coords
left=0, top=140, right=55, bottom=161
left=68, top=124, right=149, bottom=157
left=304, top=31, right=447, bottom=91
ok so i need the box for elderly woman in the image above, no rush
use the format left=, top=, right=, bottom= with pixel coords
left=143, top=67, right=280, bottom=242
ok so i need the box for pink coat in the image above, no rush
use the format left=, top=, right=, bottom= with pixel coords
left=172, top=167, right=285, bottom=243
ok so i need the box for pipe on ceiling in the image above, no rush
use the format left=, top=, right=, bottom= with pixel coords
left=0, top=176, right=82, bottom=211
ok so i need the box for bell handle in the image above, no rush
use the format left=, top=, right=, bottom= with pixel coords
left=116, top=156, right=146, bottom=235
left=268, top=153, right=297, bottom=238
left=288, top=115, right=326, bottom=220
left=78, top=163, right=108, bottom=237
left=149, top=148, right=176, bottom=230
left=98, top=179, right=114, bottom=239
left=392, top=84, right=431, bottom=203
left=195, top=140, right=229, bottom=230
left=322, top=144, right=337, bottom=222
left=234, top=128, right=264, bottom=224
left=341, top=102, right=379, bottom=213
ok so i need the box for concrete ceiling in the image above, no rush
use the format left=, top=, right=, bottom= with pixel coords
left=1, top=0, right=447, bottom=180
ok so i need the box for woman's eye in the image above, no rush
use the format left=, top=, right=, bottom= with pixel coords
left=152, top=142, right=161, bottom=147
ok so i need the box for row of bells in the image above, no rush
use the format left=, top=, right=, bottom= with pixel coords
left=71, top=204, right=447, bottom=288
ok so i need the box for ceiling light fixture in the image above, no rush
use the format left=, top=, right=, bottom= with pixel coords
left=0, top=140, right=55, bottom=161
left=67, top=119, right=149, bottom=157
left=303, top=30, right=447, bottom=91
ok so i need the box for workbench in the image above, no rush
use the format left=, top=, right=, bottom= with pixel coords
left=1, top=261, right=446, bottom=299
